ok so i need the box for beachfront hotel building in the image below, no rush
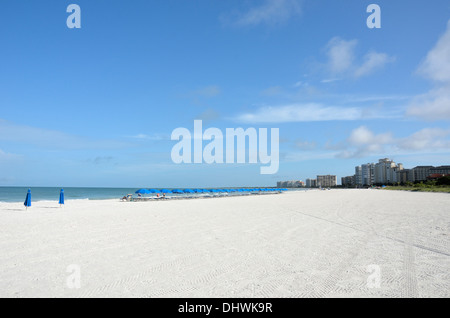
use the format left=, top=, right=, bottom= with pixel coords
left=355, top=166, right=363, bottom=186
left=306, top=178, right=317, bottom=188
left=277, top=180, right=305, bottom=188
left=317, top=175, right=337, bottom=188
left=396, top=169, right=411, bottom=184
left=355, top=163, right=377, bottom=186
left=410, top=166, right=434, bottom=182
left=341, top=176, right=355, bottom=187
left=348, top=159, right=449, bottom=186
left=374, top=158, right=397, bottom=184
left=362, top=163, right=375, bottom=185
left=429, top=166, right=450, bottom=176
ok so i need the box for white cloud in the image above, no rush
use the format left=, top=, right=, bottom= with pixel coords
left=324, top=37, right=394, bottom=78
left=418, top=21, right=450, bottom=82
left=407, top=21, right=450, bottom=120
left=348, top=126, right=392, bottom=146
left=407, top=86, right=450, bottom=120
left=233, top=103, right=388, bottom=123
left=333, top=126, right=450, bottom=159
left=335, top=126, right=393, bottom=158
left=225, top=0, right=302, bottom=27
left=397, top=128, right=450, bottom=151
left=326, top=37, right=357, bottom=74
left=354, top=51, right=395, bottom=78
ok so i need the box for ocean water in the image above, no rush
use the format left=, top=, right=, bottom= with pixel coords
left=0, top=187, right=141, bottom=203
left=0, top=187, right=293, bottom=203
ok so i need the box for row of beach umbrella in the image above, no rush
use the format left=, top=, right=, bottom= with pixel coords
left=24, top=189, right=64, bottom=209
left=135, top=188, right=287, bottom=195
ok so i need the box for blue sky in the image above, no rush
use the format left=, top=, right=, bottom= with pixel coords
left=1, top=0, right=450, bottom=187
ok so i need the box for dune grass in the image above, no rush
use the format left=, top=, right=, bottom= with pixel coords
left=383, top=186, right=450, bottom=193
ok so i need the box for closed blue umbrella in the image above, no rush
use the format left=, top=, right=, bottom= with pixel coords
left=24, top=189, right=31, bottom=209
left=59, top=189, right=65, bottom=206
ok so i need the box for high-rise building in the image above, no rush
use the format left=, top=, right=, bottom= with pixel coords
left=355, top=166, right=363, bottom=186
left=341, top=176, right=355, bottom=187
left=277, top=180, right=305, bottom=188
left=374, top=158, right=396, bottom=184
left=411, top=166, right=434, bottom=182
left=361, top=163, right=375, bottom=185
left=430, top=166, right=450, bottom=175
left=306, top=178, right=317, bottom=188
left=317, top=175, right=337, bottom=187
left=396, top=169, right=411, bottom=184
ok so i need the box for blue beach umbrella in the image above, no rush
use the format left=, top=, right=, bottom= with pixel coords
left=160, top=189, right=173, bottom=194
left=172, top=189, right=183, bottom=194
left=59, top=189, right=65, bottom=206
left=148, top=189, right=161, bottom=194
left=183, top=189, right=194, bottom=194
left=135, top=189, right=151, bottom=195
left=24, top=189, right=31, bottom=209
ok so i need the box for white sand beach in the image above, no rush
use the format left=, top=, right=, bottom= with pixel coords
left=0, top=189, right=449, bottom=298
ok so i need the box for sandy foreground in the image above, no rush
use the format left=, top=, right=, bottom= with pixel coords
left=0, top=189, right=449, bottom=298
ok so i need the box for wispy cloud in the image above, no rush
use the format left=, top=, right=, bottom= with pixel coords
left=407, top=20, right=450, bottom=120
left=192, top=85, right=221, bottom=98
left=233, top=103, right=392, bottom=123
left=407, top=86, right=450, bottom=120
left=261, top=86, right=283, bottom=96
left=323, top=37, right=394, bottom=79
left=418, top=21, right=450, bottom=83
left=223, top=0, right=302, bottom=27
left=195, top=108, right=220, bottom=125
left=129, top=133, right=168, bottom=141
left=0, top=149, right=22, bottom=161
left=320, top=78, right=341, bottom=84
left=294, top=139, right=317, bottom=150
left=397, top=128, right=450, bottom=151
left=354, top=51, right=396, bottom=78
